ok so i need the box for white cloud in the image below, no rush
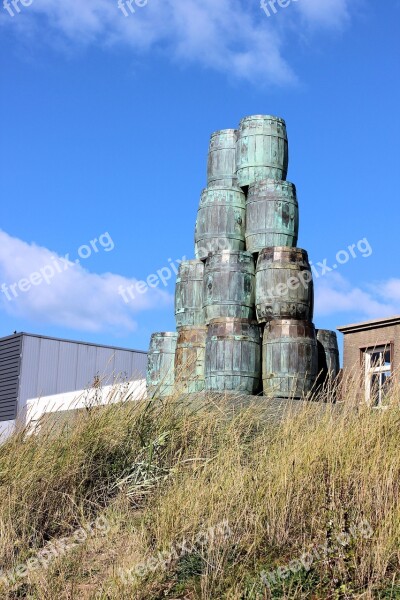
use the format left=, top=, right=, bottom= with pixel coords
left=375, top=279, right=400, bottom=303
left=0, top=230, right=173, bottom=333
left=296, top=0, right=350, bottom=28
left=1, top=232, right=395, bottom=335
left=0, top=0, right=353, bottom=84
left=315, top=273, right=400, bottom=320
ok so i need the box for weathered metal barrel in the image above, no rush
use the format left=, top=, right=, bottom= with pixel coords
left=207, top=129, right=237, bottom=188
left=175, top=260, right=205, bottom=328
left=256, top=247, right=314, bottom=324
left=175, top=326, right=207, bottom=393
left=316, top=330, right=340, bottom=381
left=246, top=180, right=299, bottom=253
left=205, top=318, right=261, bottom=394
left=236, top=115, right=288, bottom=188
left=203, top=251, right=255, bottom=324
left=263, top=320, right=318, bottom=399
left=195, top=186, right=246, bottom=260
left=146, top=332, right=178, bottom=398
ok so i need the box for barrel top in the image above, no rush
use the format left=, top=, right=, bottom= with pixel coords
left=179, top=259, right=204, bottom=266
left=316, top=329, right=338, bottom=343
left=207, top=249, right=254, bottom=259
left=151, top=332, right=178, bottom=339
left=177, top=325, right=208, bottom=332
left=210, top=128, right=237, bottom=137
left=209, top=317, right=256, bottom=325
left=316, top=329, right=337, bottom=336
left=265, top=320, right=316, bottom=339
left=201, top=185, right=244, bottom=194
left=239, top=114, right=286, bottom=126
left=258, top=246, right=308, bottom=257
left=267, top=319, right=315, bottom=328
left=248, top=179, right=295, bottom=190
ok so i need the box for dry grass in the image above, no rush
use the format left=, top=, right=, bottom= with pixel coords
left=0, top=378, right=399, bottom=599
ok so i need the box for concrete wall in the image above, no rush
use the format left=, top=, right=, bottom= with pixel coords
left=25, top=379, right=147, bottom=423
left=0, top=420, right=15, bottom=443
left=1, top=379, right=147, bottom=444
left=342, top=323, right=400, bottom=374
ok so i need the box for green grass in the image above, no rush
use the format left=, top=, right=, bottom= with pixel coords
left=0, top=380, right=399, bottom=599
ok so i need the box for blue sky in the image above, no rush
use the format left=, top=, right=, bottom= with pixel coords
left=0, top=0, right=399, bottom=352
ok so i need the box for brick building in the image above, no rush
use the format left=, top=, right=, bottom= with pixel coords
left=337, top=315, right=400, bottom=406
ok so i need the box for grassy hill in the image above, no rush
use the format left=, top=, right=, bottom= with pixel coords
left=0, top=385, right=399, bottom=599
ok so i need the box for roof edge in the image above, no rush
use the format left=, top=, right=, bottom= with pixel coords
left=0, top=332, right=147, bottom=354
left=337, top=315, right=400, bottom=333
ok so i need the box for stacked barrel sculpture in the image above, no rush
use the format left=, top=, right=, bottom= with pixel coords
left=146, top=115, right=340, bottom=399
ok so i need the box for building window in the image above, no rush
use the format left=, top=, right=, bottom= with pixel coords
left=364, top=345, right=392, bottom=406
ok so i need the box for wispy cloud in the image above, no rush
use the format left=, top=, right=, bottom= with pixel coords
left=315, top=273, right=400, bottom=320
left=0, top=230, right=172, bottom=334
left=297, top=0, right=350, bottom=28
left=0, top=0, right=353, bottom=84
left=376, top=279, right=400, bottom=303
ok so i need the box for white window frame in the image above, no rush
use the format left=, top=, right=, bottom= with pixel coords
left=364, top=345, right=392, bottom=406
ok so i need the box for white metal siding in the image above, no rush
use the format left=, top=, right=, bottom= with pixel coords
left=19, top=336, right=146, bottom=400
left=131, top=352, right=148, bottom=380
left=95, top=347, right=116, bottom=385
left=0, top=335, right=21, bottom=421
left=57, top=343, right=79, bottom=392
left=113, top=351, right=134, bottom=382
left=0, top=333, right=147, bottom=438
left=76, top=344, right=98, bottom=389
left=36, top=338, right=60, bottom=397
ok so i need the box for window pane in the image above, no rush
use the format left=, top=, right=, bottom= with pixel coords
left=370, top=352, right=382, bottom=367
left=381, top=372, right=392, bottom=405
left=370, top=374, right=380, bottom=406
left=384, top=350, right=391, bottom=367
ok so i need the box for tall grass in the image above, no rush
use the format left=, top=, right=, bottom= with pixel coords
left=0, top=378, right=399, bottom=599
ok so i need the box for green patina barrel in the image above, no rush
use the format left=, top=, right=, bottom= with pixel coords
left=207, top=129, right=238, bottom=188
left=195, top=185, right=246, bottom=260
left=205, top=318, right=261, bottom=394
left=316, top=329, right=340, bottom=383
left=256, top=247, right=314, bottom=324
left=175, top=326, right=207, bottom=393
left=246, top=180, right=298, bottom=253
left=146, top=332, right=178, bottom=398
left=263, top=320, right=318, bottom=399
left=203, top=251, right=255, bottom=324
left=236, top=115, right=288, bottom=188
left=175, top=260, right=205, bottom=328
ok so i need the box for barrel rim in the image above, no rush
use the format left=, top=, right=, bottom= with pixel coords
left=177, top=325, right=208, bottom=333
left=265, top=319, right=316, bottom=329
left=205, top=249, right=254, bottom=261
left=316, top=329, right=338, bottom=336
left=150, top=332, right=178, bottom=339
left=248, top=179, right=296, bottom=191
left=208, top=334, right=260, bottom=342
left=208, top=317, right=257, bottom=325
left=210, top=128, right=238, bottom=138
left=178, top=259, right=205, bottom=267
left=239, top=114, right=287, bottom=126
left=201, top=185, right=245, bottom=195
left=258, top=247, right=309, bottom=257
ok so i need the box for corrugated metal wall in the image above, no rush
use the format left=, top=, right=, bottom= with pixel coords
left=0, top=335, right=22, bottom=422
left=18, top=335, right=147, bottom=403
